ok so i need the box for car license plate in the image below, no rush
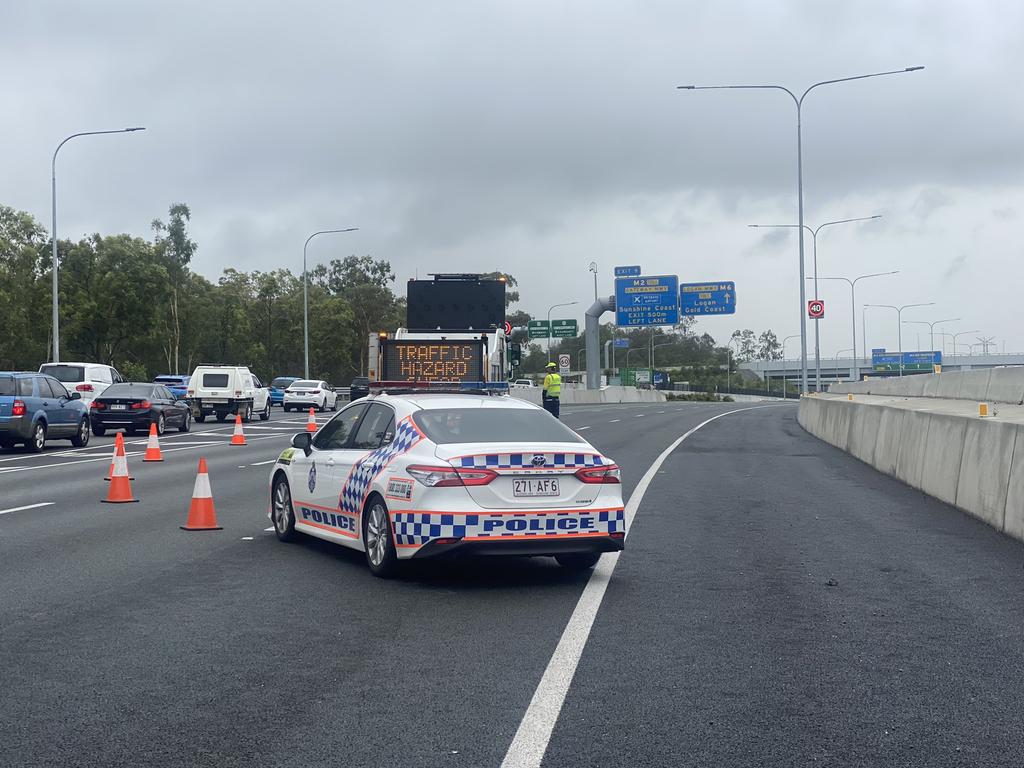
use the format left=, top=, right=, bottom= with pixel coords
left=110, top=404, right=127, bottom=411
left=513, top=478, right=560, bottom=497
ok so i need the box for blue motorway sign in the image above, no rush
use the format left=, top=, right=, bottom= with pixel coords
left=679, top=281, right=736, bottom=315
left=614, top=265, right=642, bottom=277
left=872, top=350, right=942, bottom=371
left=613, top=338, right=630, bottom=348
left=615, top=275, right=679, bottom=327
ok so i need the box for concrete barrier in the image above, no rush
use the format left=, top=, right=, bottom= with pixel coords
left=985, top=368, right=1024, bottom=405
left=919, top=413, right=967, bottom=505
left=957, top=369, right=993, bottom=402
left=798, top=394, right=1024, bottom=545
left=935, top=370, right=964, bottom=399
left=955, top=419, right=1017, bottom=530
left=894, top=410, right=931, bottom=490
left=509, top=385, right=667, bottom=407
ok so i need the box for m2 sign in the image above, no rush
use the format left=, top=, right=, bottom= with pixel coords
left=615, top=275, right=679, bottom=327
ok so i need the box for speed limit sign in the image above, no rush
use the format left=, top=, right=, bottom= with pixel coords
left=807, top=299, right=825, bottom=319
left=558, top=353, right=570, bottom=374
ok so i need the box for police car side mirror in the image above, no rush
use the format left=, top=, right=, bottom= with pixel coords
left=291, top=432, right=312, bottom=456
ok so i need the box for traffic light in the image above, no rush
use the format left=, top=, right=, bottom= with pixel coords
left=509, top=343, right=522, bottom=366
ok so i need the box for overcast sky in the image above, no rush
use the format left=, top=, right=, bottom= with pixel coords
left=2, top=1, right=1022, bottom=359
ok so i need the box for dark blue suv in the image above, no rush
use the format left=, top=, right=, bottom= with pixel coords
left=0, top=371, right=91, bottom=452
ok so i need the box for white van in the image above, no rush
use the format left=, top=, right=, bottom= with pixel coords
left=38, top=362, right=124, bottom=405
left=186, top=365, right=270, bottom=423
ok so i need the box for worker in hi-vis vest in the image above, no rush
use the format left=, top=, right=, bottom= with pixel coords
left=542, top=361, right=562, bottom=419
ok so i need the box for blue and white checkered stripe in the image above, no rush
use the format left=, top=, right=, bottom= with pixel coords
left=457, top=453, right=606, bottom=470
left=338, top=419, right=424, bottom=516
left=393, top=509, right=625, bottom=546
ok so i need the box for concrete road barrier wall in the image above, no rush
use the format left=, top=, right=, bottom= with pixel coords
left=509, top=385, right=667, bottom=407
left=830, top=367, right=1024, bottom=405
left=798, top=395, right=1024, bottom=544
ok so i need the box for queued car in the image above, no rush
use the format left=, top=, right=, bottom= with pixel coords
left=187, top=365, right=270, bottom=423
left=282, top=379, right=338, bottom=412
left=269, top=376, right=300, bottom=406
left=268, top=386, right=625, bottom=577
left=90, top=382, right=192, bottom=436
left=349, top=376, right=370, bottom=401
left=0, top=371, right=90, bottom=452
left=38, top=362, right=124, bottom=405
left=153, top=374, right=191, bottom=399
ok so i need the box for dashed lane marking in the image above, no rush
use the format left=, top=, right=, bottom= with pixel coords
left=250, top=459, right=278, bottom=466
left=0, top=502, right=55, bottom=516
left=609, top=419, right=620, bottom=423
left=575, top=426, right=591, bottom=431
left=500, top=405, right=784, bottom=768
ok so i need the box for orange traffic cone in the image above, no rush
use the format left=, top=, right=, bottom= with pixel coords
left=306, top=407, right=317, bottom=433
left=180, top=457, right=222, bottom=530
left=102, top=432, right=139, bottom=504
left=230, top=413, right=246, bottom=446
left=104, top=432, right=134, bottom=481
left=142, top=422, right=164, bottom=462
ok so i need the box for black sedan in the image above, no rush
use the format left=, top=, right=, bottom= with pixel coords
left=89, top=383, right=192, bottom=436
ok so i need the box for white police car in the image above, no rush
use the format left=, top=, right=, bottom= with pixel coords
left=268, top=384, right=625, bottom=577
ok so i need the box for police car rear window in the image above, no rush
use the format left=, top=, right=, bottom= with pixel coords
left=412, top=408, right=584, bottom=445
left=202, top=373, right=230, bottom=387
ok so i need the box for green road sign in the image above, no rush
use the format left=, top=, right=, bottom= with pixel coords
left=551, top=319, right=578, bottom=338
left=527, top=320, right=550, bottom=339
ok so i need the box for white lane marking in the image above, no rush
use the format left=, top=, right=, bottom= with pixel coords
left=0, top=434, right=287, bottom=475
left=575, top=426, right=590, bottom=431
left=0, top=502, right=55, bottom=516
left=250, top=459, right=278, bottom=466
left=241, top=536, right=254, bottom=541
left=609, top=419, right=620, bottom=423
left=658, top=410, right=666, bottom=414
left=0, top=426, right=237, bottom=464
left=264, top=526, right=274, bottom=532
left=634, top=414, right=645, bottom=418
left=500, top=405, right=781, bottom=768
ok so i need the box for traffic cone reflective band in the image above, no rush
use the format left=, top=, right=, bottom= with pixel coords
left=230, top=413, right=246, bottom=446
left=105, top=432, right=135, bottom=481
left=142, top=422, right=164, bottom=462
left=102, top=432, right=139, bottom=504
left=306, top=407, right=317, bottom=433
left=181, top=457, right=222, bottom=531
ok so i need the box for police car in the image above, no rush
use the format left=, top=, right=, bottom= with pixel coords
left=268, top=382, right=625, bottom=577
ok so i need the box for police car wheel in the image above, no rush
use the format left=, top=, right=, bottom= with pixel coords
left=272, top=476, right=298, bottom=542
left=363, top=496, right=398, bottom=577
left=554, top=552, right=601, bottom=571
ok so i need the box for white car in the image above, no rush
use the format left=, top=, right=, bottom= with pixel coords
left=38, top=362, right=124, bottom=405
left=268, top=389, right=625, bottom=577
left=512, top=379, right=536, bottom=388
left=187, top=365, right=271, bottom=423
left=282, top=379, right=338, bottom=412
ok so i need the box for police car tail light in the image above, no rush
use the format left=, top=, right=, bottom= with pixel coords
left=12, top=399, right=26, bottom=416
left=407, top=465, right=498, bottom=487
left=575, top=464, right=621, bottom=484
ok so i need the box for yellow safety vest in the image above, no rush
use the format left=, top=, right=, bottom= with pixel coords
left=543, top=373, right=561, bottom=397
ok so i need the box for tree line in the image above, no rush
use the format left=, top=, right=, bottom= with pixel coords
left=0, top=203, right=403, bottom=384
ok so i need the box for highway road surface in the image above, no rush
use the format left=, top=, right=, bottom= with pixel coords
left=3, top=402, right=1024, bottom=767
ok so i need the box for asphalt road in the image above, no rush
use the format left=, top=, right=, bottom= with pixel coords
left=3, top=401, right=1024, bottom=767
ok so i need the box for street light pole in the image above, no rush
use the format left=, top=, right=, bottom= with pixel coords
left=588, top=262, right=598, bottom=302
left=902, top=317, right=960, bottom=359
left=682, top=67, right=923, bottom=394
left=813, top=270, right=899, bottom=381
left=546, top=301, right=579, bottom=362
left=751, top=215, right=883, bottom=388
left=51, top=127, right=146, bottom=362
left=303, top=228, right=359, bottom=379
left=864, top=302, right=935, bottom=376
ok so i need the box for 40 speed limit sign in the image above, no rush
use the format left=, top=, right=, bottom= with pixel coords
left=807, top=300, right=825, bottom=319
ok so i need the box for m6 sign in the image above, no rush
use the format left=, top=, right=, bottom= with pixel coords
left=807, top=299, right=825, bottom=319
